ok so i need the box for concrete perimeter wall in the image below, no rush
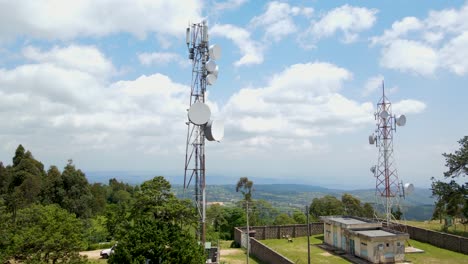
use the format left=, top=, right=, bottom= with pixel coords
left=234, top=223, right=323, bottom=264
left=387, top=222, right=468, bottom=255
left=235, top=222, right=324, bottom=241
left=249, top=238, right=294, bottom=264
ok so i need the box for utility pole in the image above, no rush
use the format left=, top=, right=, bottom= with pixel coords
left=246, top=201, right=250, bottom=264
left=306, top=205, right=310, bottom=264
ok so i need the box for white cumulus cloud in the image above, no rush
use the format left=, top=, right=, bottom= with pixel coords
left=0, top=0, right=202, bottom=41
left=138, top=52, right=189, bottom=67
left=250, top=1, right=313, bottom=42
left=373, top=2, right=468, bottom=76
left=210, top=24, right=264, bottom=66
left=303, top=5, right=378, bottom=46
left=222, top=62, right=375, bottom=144
left=393, top=99, right=427, bottom=115
left=379, top=40, right=438, bottom=76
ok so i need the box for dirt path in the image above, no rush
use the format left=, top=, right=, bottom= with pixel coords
left=79, top=250, right=103, bottom=260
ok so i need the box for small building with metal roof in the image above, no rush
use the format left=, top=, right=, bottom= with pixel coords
left=321, top=216, right=409, bottom=263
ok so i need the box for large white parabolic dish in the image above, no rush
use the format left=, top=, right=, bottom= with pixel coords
left=396, top=114, right=406, bottom=126
left=205, top=119, right=224, bottom=141
left=404, top=183, right=415, bottom=194
left=206, top=74, right=217, bottom=85
left=380, top=110, right=389, bottom=119
left=206, top=60, right=217, bottom=72
left=209, top=44, right=221, bottom=60
left=188, top=102, right=211, bottom=125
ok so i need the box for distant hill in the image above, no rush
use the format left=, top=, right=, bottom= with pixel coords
left=172, top=184, right=435, bottom=221
left=85, top=172, right=435, bottom=221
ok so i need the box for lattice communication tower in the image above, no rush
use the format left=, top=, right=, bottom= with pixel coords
left=184, top=21, right=223, bottom=245
left=368, top=82, right=411, bottom=225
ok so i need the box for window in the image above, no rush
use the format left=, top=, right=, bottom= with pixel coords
left=386, top=243, right=389, bottom=247
left=397, top=242, right=401, bottom=247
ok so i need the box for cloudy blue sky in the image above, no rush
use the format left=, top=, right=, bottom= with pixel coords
left=0, top=0, right=466, bottom=189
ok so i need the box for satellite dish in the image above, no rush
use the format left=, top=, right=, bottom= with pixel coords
left=212, top=65, right=219, bottom=77
left=370, top=166, right=376, bottom=174
left=206, top=74, right=217, bottom=85
left=206, top=60, right=217, bottom=72
left=396, top=115, right=406, bottom=126
left=404, top=183, right=414, bottom=195
left=380, top=110, right=389, bottom=119
left=205, top=120, right=224, bottom=141
left=209, top=44, right=221, bottom=60
left=369, top=135, right=375, bottom=145
left=188, top=102, right=211, bottom=125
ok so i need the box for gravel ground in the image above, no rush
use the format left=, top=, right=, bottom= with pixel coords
left=79, top=250, right=103, bottom=260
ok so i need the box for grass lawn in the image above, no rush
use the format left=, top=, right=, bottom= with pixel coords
left=405, top=220, right=468, bottom=238
left=261, top=235, right=468, bottom=264
left=219, top=240, right=262, bottom=264
left=405, top=239, right=468, bottom=264
left=262, top=235, right=349, bottom=264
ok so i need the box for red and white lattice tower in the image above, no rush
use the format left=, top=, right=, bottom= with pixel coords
left=369, top=82, right=407, bottom=226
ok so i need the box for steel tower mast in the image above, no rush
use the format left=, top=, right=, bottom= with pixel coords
left=184, top=21, right=222, bottom=245
left=369, top=82, right=407, bottom=226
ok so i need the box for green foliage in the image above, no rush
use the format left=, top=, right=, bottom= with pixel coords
left=442, top=136, right=468, bottom=178
left=0, top=204, right=88, bottom=263
left=62, top=160, right=94, bottom=218
left=309, top=194, right=375, bottom=220
left=292, top=209, right=307, bottom=224
left=5, top=146, right=45, bottom=215
left=362, top=202, right=374, bottom=218
left=236, top=177, right=253, bottom=201
left=309, top=195, right=344, bottom=219
left=391, top=206, right=403, bottom=220
left=274, top=213, right=296, bottom=225
left=41, top=165, right=65, bottom=205
left=109, top=176, right=203, bottom=263
left=252, top=199, right=280, bottom=226
left=83, top=215, right=110, bottom=247
left=431, top=136, right=468, bottom=223
left=342, top=193, right=363, bottom=216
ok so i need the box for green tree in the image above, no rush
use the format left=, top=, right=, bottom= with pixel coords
left=110, top=176, right=203, bottom=263
left=0, top=162, right=10, bottom=196
left=431, top=136, right=468, bottom=225
left=292, top=209, right=307, bottom=224
left=40, top=165, right=65, bottom=205
left=0, top=204, right=87, bottom=264
left=206, top=203, right=227, bottom=233
left=362, top=203, right=374, bottom=218
left=62, top=160, right=94, bottom=218
left=253, top=199, right=279, bottom=226
left=342, top=193, right=363, bottom=217
left=5, top=146, right=45, bottom=216
left=236, top=177, right=253, bottom=202
left=219, top=206, right=246, bottom=240
left=309, top=195, right=344, bottom=220
left=274, top=213, right=296, bottom=225
left=442, top=136, right=468, bottom=178
left=89, top=183, right=108, bottom=215
left=391, top=206, right=403, bottom=220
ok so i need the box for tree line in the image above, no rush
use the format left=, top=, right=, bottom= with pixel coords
left=431, top=136, right=468, bottom=229
left=0, top=145, right=204, bottom=263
